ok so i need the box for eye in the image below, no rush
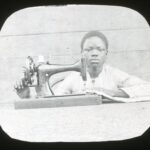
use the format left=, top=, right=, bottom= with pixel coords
left=97, top=47, right=105, bottom=51
left=84, top=47, right=93, bottom=52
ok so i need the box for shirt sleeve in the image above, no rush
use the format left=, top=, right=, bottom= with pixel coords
left=121, top=83, right=150, bottom=98
left=112, top=67, right=150, bottom=98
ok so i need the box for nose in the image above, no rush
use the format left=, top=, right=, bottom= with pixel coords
left=91, top=49, right=99, bottom=57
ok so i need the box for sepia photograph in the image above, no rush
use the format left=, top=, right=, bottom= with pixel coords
left=0, top=3, right=150, bottom=144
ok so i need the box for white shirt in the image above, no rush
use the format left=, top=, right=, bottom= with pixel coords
left=55, top=64, right=150, bottom=98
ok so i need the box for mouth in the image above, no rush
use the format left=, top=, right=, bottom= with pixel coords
left=90, top=59, right=99, bottom=63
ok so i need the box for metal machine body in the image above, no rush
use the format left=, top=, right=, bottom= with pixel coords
left=22, top=56, right=87, bottom=97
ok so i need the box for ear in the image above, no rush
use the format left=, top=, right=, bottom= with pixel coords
left=82, top=51, right=87, bottom=57
left=106, top=50, right=108, bottom=55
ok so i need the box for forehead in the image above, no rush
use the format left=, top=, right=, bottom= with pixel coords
left=83, top=36, right=106, bottom=48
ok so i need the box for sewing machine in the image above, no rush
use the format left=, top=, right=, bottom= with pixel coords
left=15, top=55, right=107, bottom=109
left=21, top=55, right=87, bottom=96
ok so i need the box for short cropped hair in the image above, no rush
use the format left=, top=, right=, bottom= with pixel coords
left=81, top=31, right=108, bottom=51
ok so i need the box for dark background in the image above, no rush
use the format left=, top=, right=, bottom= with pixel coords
left=0, top=0, right=149, bottom=150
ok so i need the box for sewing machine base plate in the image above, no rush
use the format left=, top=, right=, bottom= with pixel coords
left=14, top=94, right=107, bottom=109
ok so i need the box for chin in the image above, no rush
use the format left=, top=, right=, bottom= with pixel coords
left=91, top=63, right=99, bottom=68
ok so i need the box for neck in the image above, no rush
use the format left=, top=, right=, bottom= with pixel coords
left=88, top=65, right=103, bottom=79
